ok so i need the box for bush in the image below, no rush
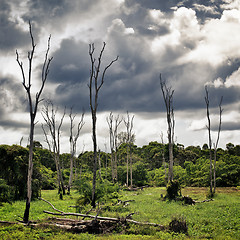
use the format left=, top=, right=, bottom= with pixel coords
left=165, top=180, right=181, bottom=200
left=0, top=179, right=12, bottom=203
left=75, top=179, right=120, bottom=211
left=169, top=216, right=188, bottom=234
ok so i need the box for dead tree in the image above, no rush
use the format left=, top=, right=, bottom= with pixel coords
left=205, top=86, right=213, bottom=195
left=124, top=112, right=134, bottom=187
left=68, top=108, right=85, bottom=194
left=160, top=132, right=168, bottom=185
left=213, top=96, right=223, bottom=193
left=98, top=149, right=102, bottom=181
left=88, top=42, right=118, bottom=208
left=106, top=112, right=122, bottom=182
left=16, top=21, right=52, bottom=223
left=42, top=101, right=66, bottom=199
left=205, top=87, right=223, bottom=195
left=160, top=74, right=175, bottom=182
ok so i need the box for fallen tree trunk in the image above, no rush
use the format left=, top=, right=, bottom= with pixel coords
left=175, top=196, right=214, bottom=205
left=39, top=197, right=164, bottom=228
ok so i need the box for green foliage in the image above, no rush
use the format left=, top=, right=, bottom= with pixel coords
left=75, top=179, right=120, bottom=212
left=39, top=166, right=57, bottom=190
left=0, top=145, right=29, bottom=200
left=132, top=162, right=148, bottom=186
left=34, top=148, right=55, bottom=171
left=0, top=179, right=12, bottom=204
left=149, top=167, right=167, bottom=187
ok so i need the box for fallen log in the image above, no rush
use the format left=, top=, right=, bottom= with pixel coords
left=175, top=195, right=214, bottom=205
left=115, top=199, right=135, bottom=206
left=39, top=197, right=164, bottom=228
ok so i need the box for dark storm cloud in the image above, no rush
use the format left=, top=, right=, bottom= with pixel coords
left=0, top=74, right=28, bottom=130
left=136, top=25, right=169, bottom=38
left=22, top=0, right=68, bottom=24
left=22, top=0, right=119, bottom=34
left=123, top=0, right=223, bottom=25
left=0, top=119, right=28, bottom=129
left=124, top=0, right=182, bottom=12
left=0, top=75, right=26, bottom=112
left=49, top=39, right=89, bottom=84
left=216, top=122, right=240, bottom=131
left=47, top=34, right=161, bottom=113
left=0, top=0, right=29, bottom=52
left=206, top=85, right=240, bottom=108
left=214, top=59, right=240, bottom=81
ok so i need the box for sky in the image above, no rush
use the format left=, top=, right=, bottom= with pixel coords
left=1, top=0, right=240, bottom=154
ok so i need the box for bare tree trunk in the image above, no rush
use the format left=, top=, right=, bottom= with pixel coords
left=126, top=147, right=129, bottom=187
left=107, top=112, right=122, bottom=182
left=98, top=150, right=102, bottom=181
left=205, top=86, right=213, bottom=195
left=105, top=148, right=108, bottom=180
left=213, top=96, right=223, bottom=193
left=24, top=121, right=34, bottom=222
left=160, top=132, right=168, bottom=185
left=68, top=109, right=84, bottom=194
left=107, top=113, right=115, bottom=182
left=92, top=112, right=97, bottom=208
left=130, top=152, right=133, bottom=187
left=114, top=150, right=118, bottom=181
left=16, top=21, right=52, bottom=223
left=160, top=75, right=175, bottom=183
left=168, top=143, right=174, bottom=182
left=124, top=112, right=134, bottom=187
left=88, top=42, right=118, bottom=208
left=42, top=102, right=66, bottom=198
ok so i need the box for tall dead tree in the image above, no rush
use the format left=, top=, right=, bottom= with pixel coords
left=42, top=101, right=66, bottom=199
left=124, top=112, right=134, bottom=187
left=107, top=112, right=122, bottom=182
left=205, top=86, right=223, bottom=195
left=205, top=86, right=213, bottom=195
left=68, top=108, right=85, bottom=194
left=213, top=96, right=223, bottom=193
left=160, top=132, right=168, bottom=185
left=160, top=74, right=175, bottom=182
left=88, top=42, right=118, bottom=208
left=16, top=21, right=52, bottom=223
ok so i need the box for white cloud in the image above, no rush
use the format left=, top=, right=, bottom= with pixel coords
left=182, top=8, right=240, bottom=66
left=225, top=67, right=240, bottom=87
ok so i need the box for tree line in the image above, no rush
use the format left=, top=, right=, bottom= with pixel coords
left=1, top=140, right=239, bottom=203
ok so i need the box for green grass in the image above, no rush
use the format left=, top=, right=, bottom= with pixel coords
left=0, top=187, right=240, bottom=239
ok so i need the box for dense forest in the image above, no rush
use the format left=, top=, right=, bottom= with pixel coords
left=1, top=140, right=239, bottom=204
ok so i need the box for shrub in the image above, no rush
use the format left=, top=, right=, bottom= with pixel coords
left=165, top=180, right=181, bottom=200
left=0, top=179, right=12, bottom=203
left=75, top=179, right=120, bottom=211
left=169, top=216, right=188, bottom=234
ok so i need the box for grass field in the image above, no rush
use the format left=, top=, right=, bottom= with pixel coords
left=0, top=187, right=239, bottom=239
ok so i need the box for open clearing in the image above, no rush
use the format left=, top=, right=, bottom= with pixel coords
left=0, top=187, right=239, bottom=239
